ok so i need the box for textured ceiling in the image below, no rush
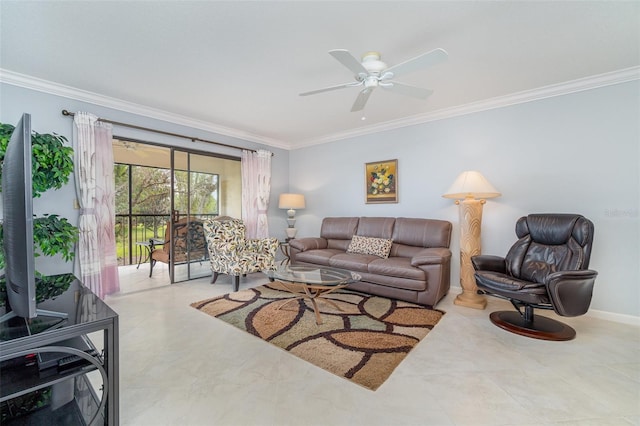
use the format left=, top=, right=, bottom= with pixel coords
left=1, top=1, right=638, bottom=149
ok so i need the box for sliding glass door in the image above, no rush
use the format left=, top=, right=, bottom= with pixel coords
left=171, top=151, right=218, bottom=282
left=114, top=140, right=241, bottom=284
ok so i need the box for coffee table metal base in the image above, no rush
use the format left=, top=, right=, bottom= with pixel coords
left=274, top=280, right=347, bottom=325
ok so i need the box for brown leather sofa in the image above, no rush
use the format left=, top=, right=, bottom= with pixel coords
left=289, top=217, right=452, bottom=307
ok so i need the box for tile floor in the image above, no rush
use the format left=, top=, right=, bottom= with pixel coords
left=104, top=268, right=640, bottom=426
left=117, top=262, right=210, bottom=294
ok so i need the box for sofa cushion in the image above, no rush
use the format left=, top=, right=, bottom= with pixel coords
left=347, top=235, right=393, bottom=258
left=327, top=238, right=351, bottom=251
left=320, top=217, right=359, bottom=240
left=392, top=217, right=452, bottom=249
left=356, top=217, right=395, bottom=239
left=289, top=237, right=327, bottom=251
left=389, top=244, right=422, bottom=258
left=368, top=257, right=426, bottom=281
left=353, top=272, right=428, bottom=292
left=328, top=252, right=378, bottom=272
left=294, top=249, right=344, bottom=266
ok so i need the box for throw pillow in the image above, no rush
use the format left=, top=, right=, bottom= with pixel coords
left=347, top=235, right=393, bottom=259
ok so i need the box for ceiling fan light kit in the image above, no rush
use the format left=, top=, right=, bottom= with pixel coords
left=300, top=48, right=448, bottom=112
left=360, top=52, right=387, bottom=73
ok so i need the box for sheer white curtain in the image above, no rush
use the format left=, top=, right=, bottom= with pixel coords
left=73, top=112, right=120, bottom=298
left=241, top=149, right=272, bottom=238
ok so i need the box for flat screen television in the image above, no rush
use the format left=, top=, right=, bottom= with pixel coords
left=1, top=113, right=66, bottom=323
left=1, top=113, right=36, bottom=321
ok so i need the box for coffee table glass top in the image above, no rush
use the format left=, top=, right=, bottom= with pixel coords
left=265, top=265, right=361, bottom=286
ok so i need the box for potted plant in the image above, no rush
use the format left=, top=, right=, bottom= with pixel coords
left=0, top=122, right=78, bottom=307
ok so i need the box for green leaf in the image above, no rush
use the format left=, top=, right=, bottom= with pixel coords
left=1, top=124, right=74, bottom=197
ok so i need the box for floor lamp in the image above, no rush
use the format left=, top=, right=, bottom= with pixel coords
left=443, top=171, right=501, bottom=309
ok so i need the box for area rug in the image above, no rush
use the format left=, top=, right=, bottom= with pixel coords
left=191, top=283, right=444, bottom=390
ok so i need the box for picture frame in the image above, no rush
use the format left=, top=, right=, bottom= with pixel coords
left=365, top=159, right=398, bottom=204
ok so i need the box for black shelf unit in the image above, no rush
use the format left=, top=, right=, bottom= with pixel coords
left=0, top=282, right=118, bottom=425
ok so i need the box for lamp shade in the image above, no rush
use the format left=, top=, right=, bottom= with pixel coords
left=278, top=193, right=306, bottom=209
left=442, top=171, right=501, bottom=200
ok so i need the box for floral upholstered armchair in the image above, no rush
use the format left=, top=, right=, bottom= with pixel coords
left=203, top=217, right=279, bottom=291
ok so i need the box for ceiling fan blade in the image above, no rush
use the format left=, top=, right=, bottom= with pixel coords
left=351, top=88, right=373, bottom=112
left=329, top=49, right=368, bottom=76
left=381, top=81, right=434, bottom=99
left=299, top=82, right=360, bottom=96
left=384, top=48, right=448, bottom=78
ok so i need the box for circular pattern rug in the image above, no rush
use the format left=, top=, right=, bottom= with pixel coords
left=191, top=282, right=444, bottom=390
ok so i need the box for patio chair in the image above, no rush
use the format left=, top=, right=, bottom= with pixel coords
left=150, top=216, right=208, bottom=279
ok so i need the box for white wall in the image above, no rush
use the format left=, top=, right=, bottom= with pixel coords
left=290, top=81, right=640, bottom=318
left=0, top=83, right=291, bottom=275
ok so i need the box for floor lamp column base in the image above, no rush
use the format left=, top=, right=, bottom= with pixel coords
left=454, top=290, right=487, bottom=309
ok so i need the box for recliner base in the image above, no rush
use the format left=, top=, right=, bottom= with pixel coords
left=489, top=311, right=576, bottom=341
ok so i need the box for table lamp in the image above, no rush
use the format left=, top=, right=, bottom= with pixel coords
left=278, top=193, right=305, bottom=240
left=443, top=171, right=501, bottom=309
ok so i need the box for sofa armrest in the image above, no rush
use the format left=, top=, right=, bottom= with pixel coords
left=471, top=255, right=506, bottom=273
left=289, top=237, right=327, bottom=252
left=546, top=269, right=598, bottom=317
left=410, top=248, right=452, bottom=266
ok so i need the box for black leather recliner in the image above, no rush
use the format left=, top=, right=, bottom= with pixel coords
left=472, top=214, right=597, bottom=341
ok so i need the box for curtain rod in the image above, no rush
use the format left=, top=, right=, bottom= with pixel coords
left=61, top=109, right=266, bottom=154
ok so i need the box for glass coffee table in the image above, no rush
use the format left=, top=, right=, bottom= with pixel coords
left=264, top=265, right=361, bottom=325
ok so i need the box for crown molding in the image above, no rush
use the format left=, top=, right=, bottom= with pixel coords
left=2, top=67, right=638, bottom=151
left=294, top=66, right=640, bottom=149
left=0, top=68, right=289, bottom=150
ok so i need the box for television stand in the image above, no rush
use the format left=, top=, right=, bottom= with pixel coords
left=0, top=282, right=118, bottom=425
left=0, top=308, right=68, bottom=324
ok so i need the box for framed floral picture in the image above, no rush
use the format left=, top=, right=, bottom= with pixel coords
left=365, top=159, right=398, bottom=204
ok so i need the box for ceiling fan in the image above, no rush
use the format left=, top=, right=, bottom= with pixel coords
left=300, top=48, right=448, bottom=112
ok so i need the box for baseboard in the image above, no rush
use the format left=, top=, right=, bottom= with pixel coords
left=586, top=309, right=640, bottom=327
left=449, top=285, right=640, bottom=327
